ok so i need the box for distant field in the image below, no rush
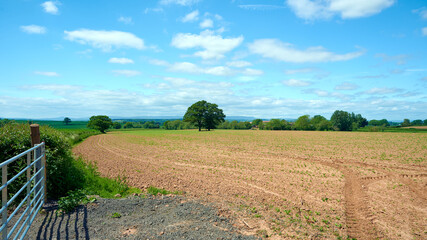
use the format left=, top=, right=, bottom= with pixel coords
left=14, top=120, right=88, bottom=129
left=74, top=129, right=426, bottom=239
left=401, top=126, right=427, bottom=129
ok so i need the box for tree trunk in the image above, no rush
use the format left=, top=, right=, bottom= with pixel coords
left=198, top=126, right=201, bottom=131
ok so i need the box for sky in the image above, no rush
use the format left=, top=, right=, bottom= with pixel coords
left=0, top=0, right=426, bottom=120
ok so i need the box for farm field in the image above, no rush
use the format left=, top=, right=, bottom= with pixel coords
left=73, top=129, right=427, bottom=239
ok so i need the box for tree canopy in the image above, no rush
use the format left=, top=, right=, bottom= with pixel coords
left=330, top=110, right=368, bottom=131
left=183, top=100, right=225, bottom=131
left=63, top=117, right=71, bottom=125
left=87, top=115, right=113, bottom=133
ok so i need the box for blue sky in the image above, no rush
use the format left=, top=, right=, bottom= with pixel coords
left=0, top=0, right=426, bottom=120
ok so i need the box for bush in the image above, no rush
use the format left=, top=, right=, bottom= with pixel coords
left=0, top=123, right=84, bottom=199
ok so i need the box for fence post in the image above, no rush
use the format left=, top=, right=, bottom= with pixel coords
left=30, top=125, right=42, bottom=202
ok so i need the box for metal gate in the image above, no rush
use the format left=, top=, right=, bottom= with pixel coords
left=0, top=142, right=46, bottom=240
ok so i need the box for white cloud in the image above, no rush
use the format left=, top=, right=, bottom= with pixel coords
left=34, top=71, right=59, bottom=77
left=242, top=68, right=263, bottom=76
left=182, top=10, right=199, bottom=22
left=108, top=57, right=134, bottom=64
left=168, top=62, right=234, bottom=76
left=160, top=0, right=200, bottom=6
left=111, top=70, right=141, bottom=77
left=334, top=82, right=358, bottom=90
left=226, top=61, right=252, bottom=68
left=171, top=30, right=244, bottom=60
left=118, top=16, right=133, bottom=24
left=168, top=62, right=201, bottom=74
left=41, top=1, right=59, bottom=15
left=64, top=29, right=145, bottom=51
left=149, top=59, right=170, bottom=66
left=249, top=39, right=364, bottom=63
left=204, top=66, right=234, bottom=76
left=283, top=79, right=312, bottom=87
left=144, top=8, right=164, bottom=14
left=422, top=27, right=427, bottom=36
left=286, top=0, right=395, bottom=20
left=20, top=25, right=46, bottom=34
left=364, top=87, right=401, bottom=95
left=200, top=19, right=213, bottom=28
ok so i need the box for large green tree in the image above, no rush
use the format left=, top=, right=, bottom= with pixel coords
left=294, top=115, right=312, bottom=130
left=87, top=115, right=113, bottom=133
left=183, top=100, right=225, bottom=131
left=330, top=110, right=352, bottom=131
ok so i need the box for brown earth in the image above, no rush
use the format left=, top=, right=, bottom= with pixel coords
left=73, top=130, right=427, bottom=239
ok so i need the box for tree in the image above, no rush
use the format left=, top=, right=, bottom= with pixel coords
left=401, top=119, right=410, bottom=127
left=183, top=100, right=225, bottom=131
left=252, top=119, right=263, bottom=128
left=411, top=119, right=423, bottom=126
left=63, top=117, right=72, bottom=125
left=330, top=110, right=352, bottom=131
left=87, top=115, right=113, bottom=133
left=295, top=115, right=312, bottom=130
left=112, top=122, right=122, bottom=129
left=123, top=122, right=134, bottom=129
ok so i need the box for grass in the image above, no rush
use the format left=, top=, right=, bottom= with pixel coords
left=74, top=157, right=141, bottom=198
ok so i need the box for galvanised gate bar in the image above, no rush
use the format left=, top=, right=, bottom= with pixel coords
left=0, top=142, right=46, bottom=240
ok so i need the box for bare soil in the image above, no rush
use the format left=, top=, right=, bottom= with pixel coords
left=73, top=130, right=427, bottom=239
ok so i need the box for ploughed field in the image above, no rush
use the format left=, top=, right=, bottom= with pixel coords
left=73, top=130, right=426, bottom=239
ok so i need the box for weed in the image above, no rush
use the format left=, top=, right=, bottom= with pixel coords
left=57, top=189, right=87, bottom=213
left=111, top=212, right=121, bottom=218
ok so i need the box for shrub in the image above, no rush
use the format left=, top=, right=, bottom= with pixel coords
left=0, top=123, right=84, bottom=199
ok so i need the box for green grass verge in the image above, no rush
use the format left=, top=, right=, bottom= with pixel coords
left=74, top=157, right=141, bottom=198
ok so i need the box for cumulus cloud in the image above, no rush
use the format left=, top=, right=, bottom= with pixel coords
left=118, top=16, right=133, bottom=24
left=171, top=30, right=243, bottom=60
left=248, top=39, right=364, bottom=63
left=286, top=0, right=395, bottom=20
left=182, top=10, right=199, bottom=22
left=283, top=79, right=312, bottom=87
left=111, top=70, right=141, bottom=77
left=34, top=71, right=59, bottom=77
left=200, top=19, right=213, bottom=28
left=334, top=82, right=358, bottom=90
left=64, top=29, right=145, bottom=51
left=108, top=57, right=134, bottom=64
left=41, top=1, right=59, bottom=15
left=160, top=0, right=200, bottom=6
left=423, top=27, right=427, bottom=36
left=20, top=25, right=46, bottom=34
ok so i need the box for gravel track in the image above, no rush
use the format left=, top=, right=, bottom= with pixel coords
left=27, top=195, right=260, bottom=240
